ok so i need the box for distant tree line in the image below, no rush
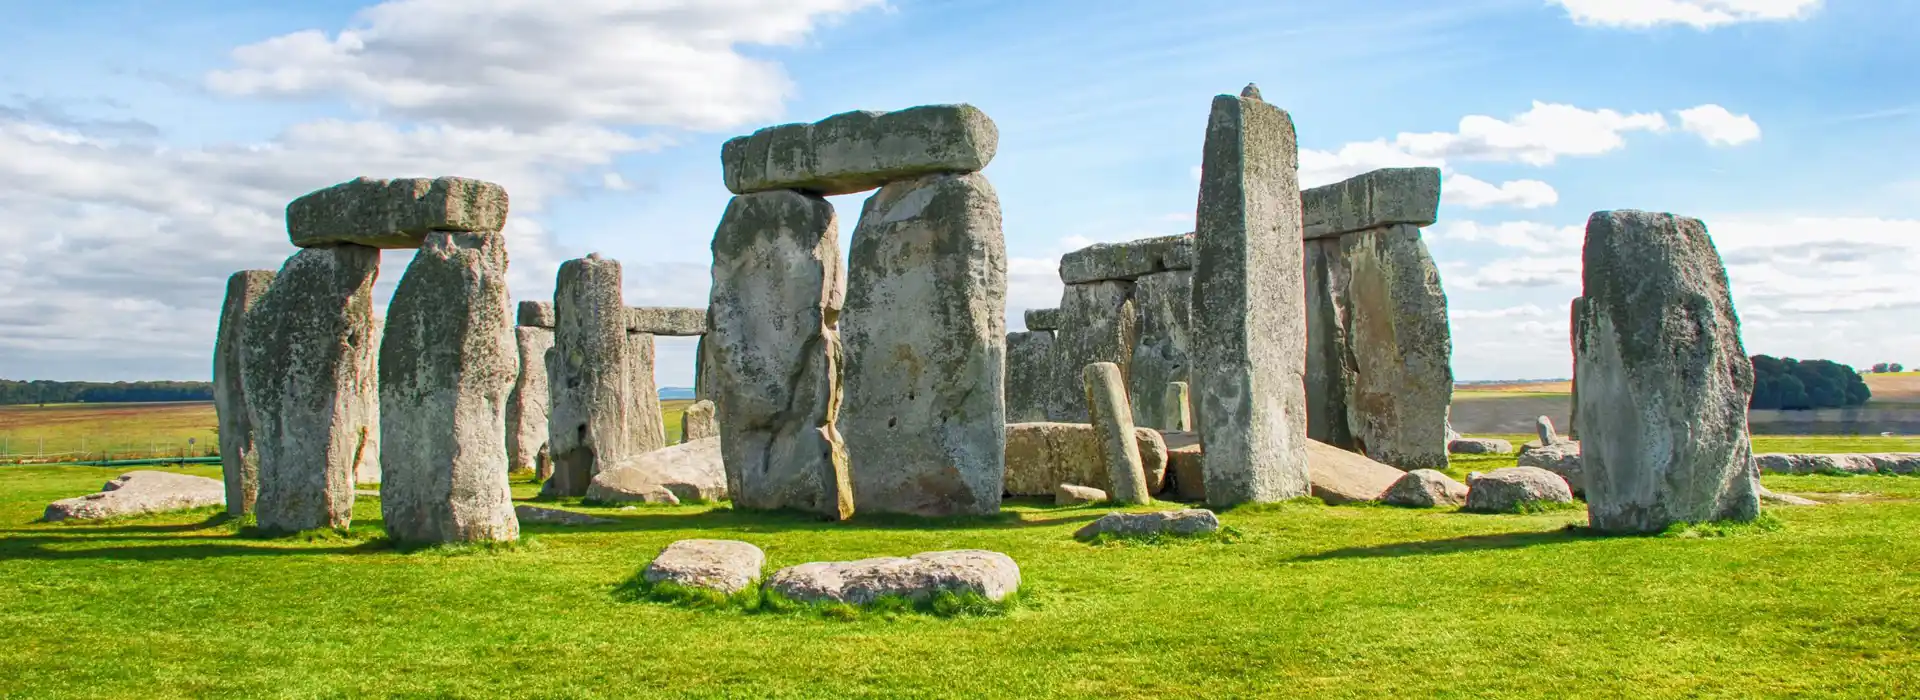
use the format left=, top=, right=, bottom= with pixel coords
left=1750, top=356, right=1870, bottom=410
left=1868, top=362, right=1906, bottom=373
left=0, top=380, right=213, bottom=405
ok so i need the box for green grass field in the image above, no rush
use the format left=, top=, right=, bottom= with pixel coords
left=3, top=436, right=1917, bottom=698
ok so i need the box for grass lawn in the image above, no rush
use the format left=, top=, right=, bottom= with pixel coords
left=3, top=439, right=1917, bottom=698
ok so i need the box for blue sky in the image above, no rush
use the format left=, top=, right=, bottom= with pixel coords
left=1, top=0, right=1915, bottom=386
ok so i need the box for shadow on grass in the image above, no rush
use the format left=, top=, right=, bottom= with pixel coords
left=0, top=512, right=237, bottom=536
left=1291, top=525, right=1596, bottom=561
left=511, top=501, right=1107, bottom=536
left=0, top=537, right=388, bottom=562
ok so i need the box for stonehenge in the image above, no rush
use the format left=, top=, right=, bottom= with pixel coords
left=545, top=255, right=632, bottom=498
left=214, top=269, right=274, bottom=515
left=1082, top=362, right=1150, bottom=505
left=507, top=313, right=554, bottom=477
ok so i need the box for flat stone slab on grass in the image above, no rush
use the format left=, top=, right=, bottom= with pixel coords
left=722, top=105, right=999, bottom=196
left=586, top=438, right=726, bottom=504
left=644, top=539, right=767, bottom=595
left=44, top=471, right=225, bottom=522
left=1758, top=488, right=1821, bottom=506
left=1464, top=467, right=1574, bottom=514
left=1449, top=438, right=1514, bottom=455
left=1382, top=469, right=1469, bottom=508
left=1756, top=453, right=1920, bottom=475
left=1003, top=422, right=1167, bottom=497
left=514, top=505, right=613, bottom=526
left=1055, top=484, right=1107, bottom=505
left=1073, top=509, right=1220, bottom=541
left=1306, top=439, right=1405, bottom=504
left=287, top=176, right=508, bottom=249
left=765, top=550, right=1020, bottom=605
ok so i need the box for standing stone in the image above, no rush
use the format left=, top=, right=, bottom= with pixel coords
left=1536, top=415, right=1560, bottom=447
left=1083, top=362, right=1150, bottom=505
left=1129, top=270, right=1193, bottom=430
left=1190, top=85, right=1310, bottom=505
left=546, top=255, right=632, bottom=497
left=707, top=191, right=852, bottom=519
left=625, top=331, right=667, bottom=455
left=693, top=335, right=716, bottom=401
left=1576, top=210, right=1760, bottom=532
left=214, top=270, right=274, bottom=515
left=842, top=172, right=1007, bottom=517
left=1005, top=330, right=1055, bottom=423
left=379, top=231, right=519, bottom=544
left=682, top=399, right=717, bottom=443
left=1339, top=224, right=1453, bottom=470
left=506, top=326, right=554, bottom=474
left=1163, top=381, right=1193, bottom=433
left=1048, top=281, right=1136, bottom=422
left=242, top=245, right=380, bottom=533
left=352, top=318, right=383, bottom=485
left=1568, top=297, right=1585, bottom=440
left=1303, top=236, right=1357, bottom=450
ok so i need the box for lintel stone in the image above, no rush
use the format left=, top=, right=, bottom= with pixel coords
left=1302, top=167, right=1440, bottom=240
left=287, top=176, right=509, bottom=249
left=1057, top=233, right=1194, bottom=284
left=721, top=104, right=998, bottom=196
left=626, top=306, right=707, bottom=336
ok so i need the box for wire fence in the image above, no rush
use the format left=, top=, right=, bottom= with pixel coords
left=0, top=434, right=217, bottom=464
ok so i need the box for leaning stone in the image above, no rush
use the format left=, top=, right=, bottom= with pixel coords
left=1128, top=270, right=1192, bottom=431
left=243, top=244, right=380, bottom=533
left=1190, top=86, right=1311, bottom=505
left=681, top=399, right=717, bottom=443
left=1024, top=308, right=1063, bottom=332
left=1159, top=433, right=1406, bottom=504
left=1073, top=509, right=1220, bottom=540
left=707, top=191, right=852, bottom=519
left=1516, top=441, right=1584, bottom=495
left=1005, top=331, right=1055, bottom=423
left=1058, top=234, right=1194, bottom=284
left=587, top=437, right=727, bottom=504
left=722, top=105, right=999, bottom=196
left=1536, top=416, right=1560, bottom=446
left=516, top=300, right=555, bottom=328
left=626, top=307, right=707, bottom=336
left=43, top=471, right=225, bottom=522
left=1002, top=423, right=1167, bottom=496
left=1162, top=381, right=1193, bottom=433
left=1301, top=167, right=1441, bottom=240
left=841, top=172, right=1007, bottom=517
left=1337, top=224, right=1453, bottom=470
left=514, top=504, right=613, bottom=526
left=1047, top=281, right=1136, bottom=422
left=1464, top=467, right=1574, bottom=514
left=1381, top=469, right=1470, bottom=508
left=765, top=550, right=1020, bottom=605
left=1055, top=484, right=1107, bottom=506
left=1083, top=362, right=1150, bottom=505
left=506, top=326, right=554, bottom=474
left=624, top=331, right=667, bottom=455
left=287, top=176, right=508, bottom=249
left=644, top=539, right=767, bottom=595
left=546, top=255, right=632, bottom=498
left=1449, top=438, right=1514, bottom=455
left=1575, top=210, right=1760, bottom=533
left=215, top=269, right=274, bottom=515
left=378, top=231, right=519, bottom=544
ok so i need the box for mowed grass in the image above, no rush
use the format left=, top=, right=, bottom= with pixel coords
left=3, top=439, right=1918, bottom=698
left=0, top=401, right=218, bottom=460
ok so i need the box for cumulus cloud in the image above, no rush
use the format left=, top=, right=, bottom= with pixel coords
left=1551, top=0, right=1823, bottom=29
left=1443, top=175, right=1559, bottom=209
left=1676, top=104, right=1762, bottom=146
left=1431, top=220, right=1582, bottom=253
left=1396, top=102, right=1670, bottom=167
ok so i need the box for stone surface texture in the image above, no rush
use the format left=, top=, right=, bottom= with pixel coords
left=681, top=399, right=718, bottom=443
left=1163, top=381, right=1193, bottom=433
left=517, top=300, right=555, bottom=328
left=506, top=326, right=554, bottom=474
left=1301, top=167, right=1441, bottom=240
left=722, top=105, right=999, bottom=196
left=1002, top=423, right=1167, bottom=496
left=1517, top=441, right=1585, bottom=495
left=1336, top=224, right=1453, bottom=470
left=1128, top=270, right=1193, bottom=431
left=1464, top=467, right=1574, bottom=513
left=1005, top=330, right=1055, bottom=423
left=1024, top=308, right=1062, bottom=331
left=645, top=539, right=768, bottom=594
left=1073, top=509, right=1220, bottom=540
left=1055, top=484, right=1107, bottom=505
left=215, top=269, right=275, bottom=515
left=1381, top=469, right=1470, bottom=508
left=1756, top=453, right=1920, bottom=475
left=1058, top=234, right=1194, bottom=284
left=1302, top=236, right=1357, bottom=450
left=514, top=504, right=613, bottom=526
left=1536, top=416, right=1560, bottom=446
left=1306, top=439, right=1405, bottom=504
left=627, top=307, right=707, bottom=336
left=765, top=550, right=1021, bottom=605
left=1449, top=438, right=1514, bottom=455
left=43, top=471, right=226, bottom=522
left=586, top=437, right=728, bottom=504
left=546, top=255, right=633, bottom=497
left=1048, top=280, right=1136, bottom=422
left=287, top=176, right=508, bottom=249
left=624, top=331, right=667, bottom=456
left=1082, top=362, right=1150, bottom=505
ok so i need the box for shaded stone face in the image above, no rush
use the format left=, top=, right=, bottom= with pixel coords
left=506, top=326, right=554, bottom=474
left=1575, top=210, right=1759, bottom=533
left=626, top=307, right=707, bottom=336
left=1301, top=167, right=1441, bottom=240
left=1082, top=362, right=1149, bottom=505
left=214, top=269, right=275, bottom=515
left=707, top=190, right=851, bottom=520
left=1568, top=296, right=1585, bottom=440
left=625, top=331, right=666, bottom=456
left=840, top=172, right=1007, bottom=518
left=721, top=104, right=999, bottom=196
left=242, top=244, right=381, bottom=533
left=681, top=399, right=717, bottom=443
left=546, top=255, right=632, bottom=498
left=1338, top=224, right=1453, bottom=470
left=1002, top=422, right=1167, bottom=497
left=1057, top=233, right=1194, bottom=284
left=1004, top=330, right=1055, bottom=423
left=287, top=176, right=509, bottom=249
left=517, top=301, right=555, bottom=328
left=1128, top=270, right=1192, bottom=430
left=1190, top=90, right=1310, bottom=505
left=378, top=231, right=520, bottom=544
left=1047, top=281, right=1136, bottom=423
left=1303, top=237, right=1356, bottom=450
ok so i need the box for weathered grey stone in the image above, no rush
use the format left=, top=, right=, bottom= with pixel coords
left=1055, top=484, right=1107, bottom=506
left=842, top=171, right=1007, bottom=517
left=215, top=269, right=274, bottom=515
left=707, top=191, right=851, bottom=519
left=352, top=318, right=384, bottom=486
left=1303, top=237, right=1356, bottom=450
left=1082, top=362, right=1150, bottom=506
left=287, top=176, right=508, bottom=249
left=1448, top=438, right=1514, bottom=455
left=1301, top=167, right=1441, bottom=240
left=243, top=244, right=380, bottom=533
left=507, top=326, right=554, bottom=474
left=625, top=331, right=666, bottom=456
left=1163, top=431, right=1205, bottom=501
left=546, top=255, right=633, bottom=497
left=1755, top=453, right=1920, bottom=475
left=1517, top=441, right=1584, bottom=495
left=692, top=335, right=715, bottom=401
left=1058, top=234, right=1194, bottom=284
left=681, top=399, right=717, bottom=443
left=1307, top=439, right=1405, bottom=504
left=514, top=504, right=613, bottom=526
left=517, top=300, right=554, bottom=328
left=587, top=437, right=727, bottom=504
left=1163, top=382, right=1193, bottom=433
left=1074, top=509, right=1219, bottom=540
left=378, top=231, right=520, bottom=544
left=1337, top=224, right=1452, bottom=470
left=626, top=307, right=706, bottom=336
left=1024, top=308, right=1062, bottom=332
left=1568, top=297, right=1584, bottom=440
left=1003, top=423, right=1167, bottom=497
left=1576, top=210, right=1760, bottom=533
left=1464, top=467, right=1574, bottom=514
left=1128, top=270, right=1192, bottom=430
left=1047, top=281, right=1136, bottom=422
left=1536, top=416, right=1560, bottom=446
left=765, top=549, right=1021, bottom=605
left=1190, top=87, right=1310, bottom=506
left=43, top=471, right=226, bottom=522
left=645, top=539, right=767, bottom=595
left=1381, top=469, right=1469, bottom=508
left=1005, top=331, right=1055, bottom=423
left=722, top=105, right=999, bottom=196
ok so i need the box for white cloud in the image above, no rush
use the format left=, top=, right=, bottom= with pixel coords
left=1552, top=0, right=1822, bottom=29
left=1676, top=104, right=1762, bottom=146
left=1431, top=220, right=1582, bottom=253
left=1443, top=175, right=1559, bottom=209
left=1299, top=139, right=1445, bottom=188
left=1442, top=255, right=1583, bottom=291
left=1449, top=304, right=1549, bottom=320
left=1396, top=101, right=1669, bottom=166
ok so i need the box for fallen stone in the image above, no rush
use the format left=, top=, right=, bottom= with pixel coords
left=1055, top=484, right=1107, bottom=505
left=1301, top=167, right=1441, bottom=240
left=1756, top=453, right=1920, bottom=475
left=681, top=399, right=717, bottom=443
left=1449, top=438, right=1514, bottom=455
left=1536, top=415, right=1560, bottom=446
left=1464, top=467, right=1574, bottom=514
left=215, top=269, right=274, bottom=515
left=1024, top=307, right=1062, bottom=332
left=1190, top=85, right=1310, bottom=506
left=514, top=505, right=613, bottom=526
left=1307, top=440, right=1407, bottom=504
left=1005, top=330, right=1055, bottom=423
left=506, top=326, right=554, bottom=475
left=1336, top=224, right=1453, bottom=470
left=722, top=104, right=999, bottom=196
left=287, top=176, right=508, bottom=249
left=1003, top=423, right=1168, bottom=497
left=627, top=307, right=707, bottom=336
left=43, top=471, right=226, bottom=522
left=516, top=300, right=555, bottom=328
left=587, top=437, right=726, bottom=504
left=1047, top=280, right=1136, bottom=422
left=1128, top=270, right=1192, bottom=431
left=1073, top=509, right=1220, bottom=540
left=1381, top=469, right=1470, bottom=508
left=645, top=539, right=767, bottom=595
left=1083, top=362, right=1150, bottom=505
left=546, top=254, right=633, bottom=498
left=841, top=171, right=1007, bottom=518
left=765, top=550, right=1021, bottom=605
left=624, top=331, right=667, bottom=456
left=707, top=191, right=852, bottom=519
left=1575, top=210, right=1760, bottom=533
left=1058, top=233, right=1194, bottom=284
left=1516, top=441, right=1584, bottom=495
left=1757, top=488, right=1821, bottom=507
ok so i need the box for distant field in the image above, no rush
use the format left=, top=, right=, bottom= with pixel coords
left=1457, top=372, right=1920, bottom=404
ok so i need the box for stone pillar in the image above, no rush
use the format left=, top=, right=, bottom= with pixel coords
left=506, top=321, right=554, bottom=475
left=546, top=255, right=631, bottom=497
left=214, top=269, right=275, bottom=515
left=1190, top=84, right=1310, bottom=506
left=1048, top=281, right=1135, bottom=422
left=682, top=399, right=717, bottom=443
left=1575, top=210, right=1759, bottom=533
left=842, top=171, right=1008, bottom=517
left=1083, top=362, right=1149, bottom=505
left=1164, top=381, right=1192, bottom=433
left=1005, top=330, right=1054, bottom=423
left=624, top=330, right=666, bottom=455
left=707, top=191, right=852, bottom=519
left=379, top=230, right=519, bottom=544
